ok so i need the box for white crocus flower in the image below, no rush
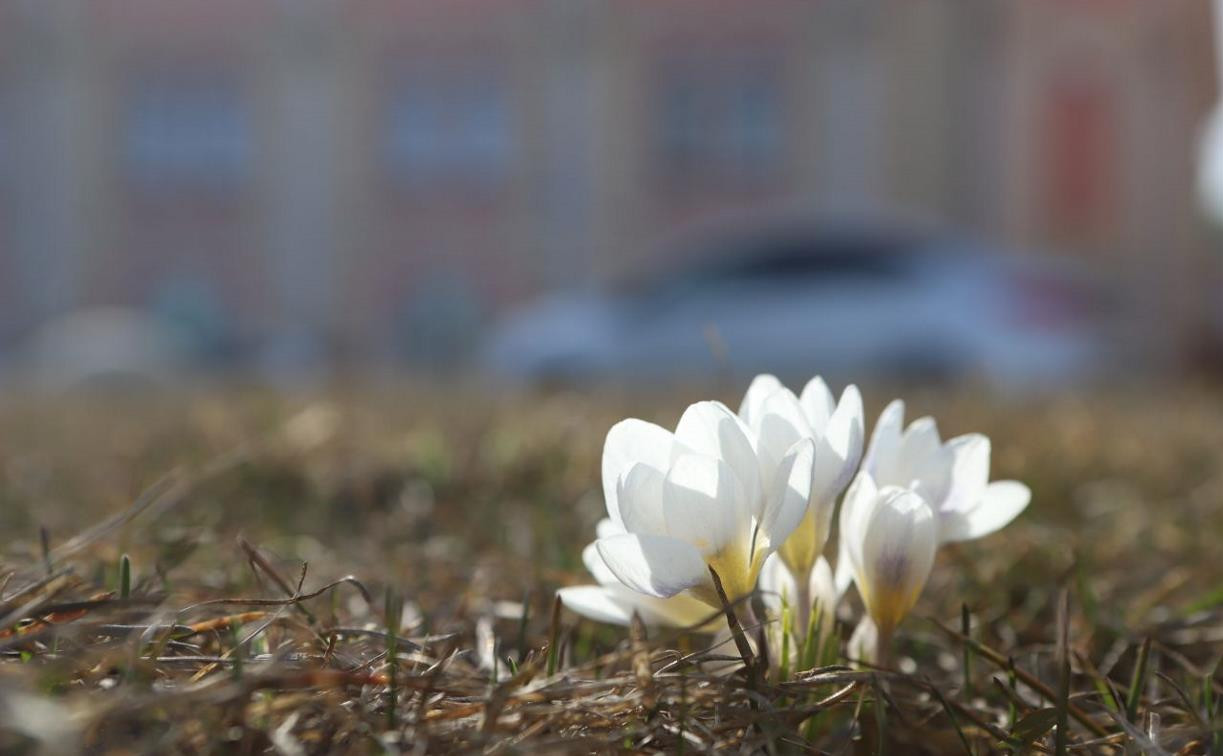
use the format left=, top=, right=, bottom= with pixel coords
left=558, top=519, right=716, bottom=629
left=839, top=472, right=937, bottom=666
left=861, top=399, right=1030, bottom=544
left=739, top=374, right=863, bottom=633
left=594, top=401, right=816, bottom=612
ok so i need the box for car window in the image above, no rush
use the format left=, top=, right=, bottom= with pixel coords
left=645, top=231, right=922, bottom=293
left=698, top=240, right=916, bottom=284
left=626, top=231, right=927, bottom=318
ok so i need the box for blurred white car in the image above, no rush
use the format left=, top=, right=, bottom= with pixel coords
left=483, top=223, right=1119, bottom=390
left=14, top=307, right=192, bottom=391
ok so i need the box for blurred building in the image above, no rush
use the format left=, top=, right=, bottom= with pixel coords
left=0, top=0, right=1216, bottom=375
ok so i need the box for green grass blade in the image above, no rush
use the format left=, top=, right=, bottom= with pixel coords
left=1124, top=637, right=1151, bottom=723
left=119, top=553, right=132, bottom=599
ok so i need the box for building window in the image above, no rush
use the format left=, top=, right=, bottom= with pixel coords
left=386, top=71, right=512, bottom=192
left=123, top=73, right=252, bottom=192
left=657, top=56, right=784, bottom=187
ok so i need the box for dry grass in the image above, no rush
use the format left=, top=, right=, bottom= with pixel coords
left=0, top=382, right=1221, bottom=753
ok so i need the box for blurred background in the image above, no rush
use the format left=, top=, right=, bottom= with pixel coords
left=0, top=0, right=1220, bottom=392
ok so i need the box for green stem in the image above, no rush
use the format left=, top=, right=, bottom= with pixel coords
left=793, top=565, right=812, bottom=660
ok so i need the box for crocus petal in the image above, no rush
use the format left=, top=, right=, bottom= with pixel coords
left=833, top=536, right=855, bottom=599
left=902, top=414, right=940, bottom=442
left=862, top=399, right=905, bottom=478
left=674, top=401, right=762, bottom=511
left=761, top=556, right=841, bottom=626
left=603, top=419, right=675, bottom=525
left=838, top=471, right=880, bottom=574
left=632, top=590, right=720, bottom=628
left=810, top=556, right=841, bottom=638
left=891, top=417, right=952, bottom=504
left=940, top=480, right=1031, bottom=543
left=848, top=615, right=879, bottom=664
left=761, top=437, right=816, bottom=551
left=760, top=387, right=811, bottom=437
left=755, top=387, right=812, bottom=473
left=829, top=386, right=865, bottom=464
left=758, top=554, right=799, bottom=663
left=595, top=518, right=623, bottom=540
left=596, top=533, right=709, bottom=598
left=898, top=417, right=944, bottom=474
left=558, top=585, right=639, bottom=626
left=582, top=540, right=618, bottom=586
left=857, top=488, right=937, bottom=634
left=758, top=553, right=797, bottom=614
left=940, top=434, right=991, bottom=515
left=662, top=453, right=751, bottom=557
left=811, top=556, right=841, bottom=605
left=739, top=374, right=784, bottom=427
left=761, top=554, right=841, bottom=660
left=812, top=384, right=865, bottom=502
left=616, top=463, right=668, bottom=536
left=559, top=585, right=716, bottom=629
left=798, top=375, right=836, bottom=434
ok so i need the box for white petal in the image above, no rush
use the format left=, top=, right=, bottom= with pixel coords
left=558, top=585, right=636, bottom=626
left=754, top=388, right=813, bottom=492
left=892, top=417, right=953, bottom=504
left=757, top=553, right=797, bottom=614
left=834, top=537, right=855, bottom=599
left=758, top=554, right=801, bottom=659
left=858, top=488, right=937, bottom=632
left=833, top=386, right=865, bottom=461
left=595, top=518, right=623, bottom=540
left=582, top=540, right=618, bottom=586
left=812, top=384, right=865, bottom=502
left=769, top=556, right=841, bottom=639
left=674, top=401, right=762, bottom=510
left=616, top=463, right=668, bottom=536
left=760, top=387, right=810, bottom=435
left=634, top=590, right=721, bottom=628
left=810, top=556, right=841, bottom=637
left=848, top=615, right=880, bottom=665
left=662, top=453, right=751, bottom=556
left=596, top=534, right=709, bottom=598
left=940, top=434, right=991, bottom=516
left=862, top=399, right=905, bottom=480
left=799, top=375, right=835, bottom=434
left=603, top=419, right=674, bottom=525
left=558, top=585, right=714, bottom=628
left=811, top=556, right=840, bottom=605
left=838, top=471, right=880, bottom=576
left=940, top=480, right=1031, bottom=543
left=898, top=417, right=943, bottom=473
left=739, top=374, right=784, bottom=427
left=761, top=437, right=816, bottom=551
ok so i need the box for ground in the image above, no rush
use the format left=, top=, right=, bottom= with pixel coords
left=0, top=382, right=1220, bottom=753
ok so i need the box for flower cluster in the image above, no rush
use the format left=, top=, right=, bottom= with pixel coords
left=558, top=374, right=1031, bottom=669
